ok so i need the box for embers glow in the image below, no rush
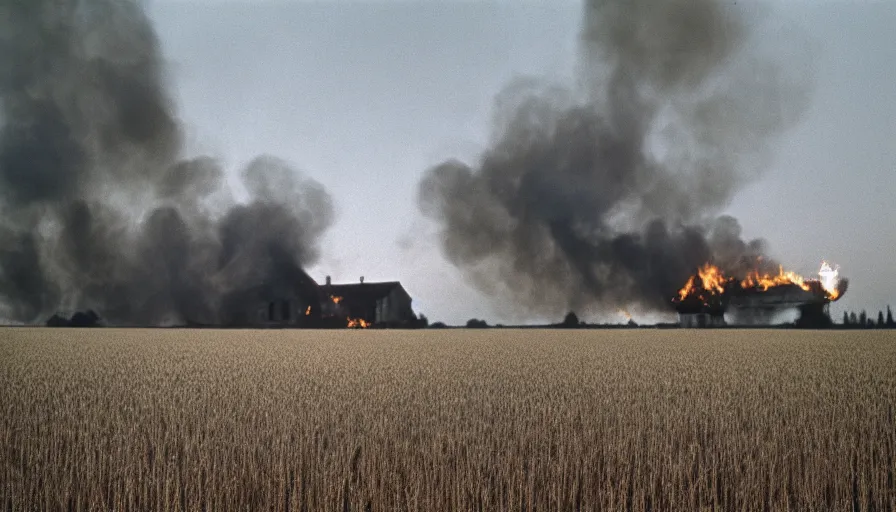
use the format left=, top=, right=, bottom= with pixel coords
left=347, top=317, right=369, bottom=328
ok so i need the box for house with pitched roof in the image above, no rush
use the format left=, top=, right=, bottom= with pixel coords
left=319, top=276, right=416, bottom=327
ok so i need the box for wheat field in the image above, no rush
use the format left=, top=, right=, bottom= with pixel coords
left=1, top=328, right=894, bottom=511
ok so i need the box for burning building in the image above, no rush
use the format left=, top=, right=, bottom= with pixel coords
left=250, top=268, right=322, bottom=328
left=416, top=0, right=818, bottom=322
left=674, top=263, right=731, bottom=327
left=673, top=262, right=848, bottom=328
left=320, top=276, right=416, bottom=328
left=254, top=274, right=416, bottom=329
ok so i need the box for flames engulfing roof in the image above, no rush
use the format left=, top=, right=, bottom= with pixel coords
left=673, top=261, right=848, bottom=315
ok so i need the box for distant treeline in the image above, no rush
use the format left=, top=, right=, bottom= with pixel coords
left=42, top=311, right=430, bottom=329
left=40, top=307, right=896, bottom=330
left=442, top=312, right=647, bottom=330
left=46, top=310, right=103, bottom=328
left=841, top=306, right=895, bottom=329
left=442, top=309, right=896, bottom=330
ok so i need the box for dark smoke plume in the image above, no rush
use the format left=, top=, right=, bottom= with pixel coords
left=0, top=1, right=333, bottom=325
left=419, top=0, right=812, bottom=318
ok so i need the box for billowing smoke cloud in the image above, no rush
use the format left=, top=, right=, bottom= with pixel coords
left=419, top=0, right=812, bottom=317
left=0, top=1, right=333, bottom=325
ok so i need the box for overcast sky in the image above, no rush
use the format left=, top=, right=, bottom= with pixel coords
left=149, top=0, right=895, bottom=325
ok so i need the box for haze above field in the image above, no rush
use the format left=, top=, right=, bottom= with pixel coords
left=148, top=0, right=895, bottom=325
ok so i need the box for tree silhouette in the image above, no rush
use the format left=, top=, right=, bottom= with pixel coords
left=877, top=311, right=885, bottom=328
left=859, top=310, right=867, bottom=327
left=69, top=310, right=101, bottom=327
left=46, top=310, right=102, bottom=327
left=887, top=306, right=894, bottom=327
left=562, top=311, right=581, bottom=328
left=842, top=311, right=850, bottom=326
left=46, top=313, right=69, bottom=327
left=850, top=312, right=858, bottom=325
left=466, top=318, right=488, bottom=328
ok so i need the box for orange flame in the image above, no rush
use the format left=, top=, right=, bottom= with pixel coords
left=676, top=263, right=731, bottom=301
left=676, top=261, right=843, bottom=303
left=331, top=295, right=343, bottom=304
left=697, top=263, right=728, bottom=294
left=347, top=317, right=369, bottom=328
left=305, top=306, right=311, bottom=316
left=677, top=275, right=697, bottom=301
left=741, top=265, right=810, bottom=292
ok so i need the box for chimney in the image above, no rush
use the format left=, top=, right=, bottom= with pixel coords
left=360, top=276, right=364, bottom=284
left=325, top=275, right=331, bottom=285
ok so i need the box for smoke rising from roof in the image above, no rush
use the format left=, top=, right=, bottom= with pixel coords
left=418, top=0, right=813, bottom=318
left=0, top=1, right=333, bottom=325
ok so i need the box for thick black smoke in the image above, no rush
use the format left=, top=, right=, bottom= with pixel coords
left=0, top=1, right=333, bottom=325
left=418, top=0, right=812, bottom=318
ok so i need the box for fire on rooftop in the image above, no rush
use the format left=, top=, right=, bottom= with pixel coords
left=672, top=262, right=849, bottom=328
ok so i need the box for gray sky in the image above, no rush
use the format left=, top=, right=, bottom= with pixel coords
left=149, top=0, right=895, bottom=325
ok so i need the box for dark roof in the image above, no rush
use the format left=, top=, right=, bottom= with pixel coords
left=250, top=266, right=320, bottom=301
left=321, top=281, right=407, bottom=302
